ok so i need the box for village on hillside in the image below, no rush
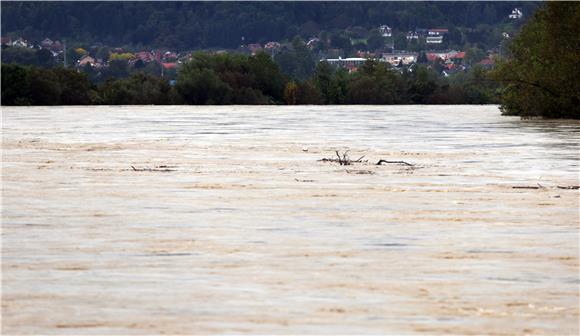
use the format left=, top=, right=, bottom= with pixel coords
left=1, top=7, right=524, bottom=82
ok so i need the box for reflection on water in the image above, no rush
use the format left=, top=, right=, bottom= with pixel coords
left=2, top=105, right=579, bottom=335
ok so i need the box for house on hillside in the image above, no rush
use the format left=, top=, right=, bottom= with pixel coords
left=163, top=51, right=178, bottom=62
left=381, top=51, right=418, bottom=66
left=11, top=37, right=30, bottom=48
left=265, top=41, right=281, bottom=50
left=426, top=50, right=464, bottom=62
left=426, top=36, right=443, bottom=44
left=426, top=51, right=451, bottom=62
left=40, top=38, right=54, bottom=49
left=406, top=31, right=419, bottom=40
left=323, top=57, right=370, bottom=73
left=306, top=38, right=320, bottom=50
left=509, top=8, right=523, bottom=20
left=448, top=51, right=465, bottom=63
left=50, top=41, right=64, bottom=52
left=379, top=25, right=392, bottom=37
left=428, top=29, right=448, bottom=36
left=246, top=43, right=262, bottom=55
left=357, top=51, right=376, bottom=59
left=426, top=53, right=440, bottom=62
left=77, top=55, right=96, bottom=67
left=134, top=51, right=155, bottom=63
left=1, top=37, right=12, bottom=46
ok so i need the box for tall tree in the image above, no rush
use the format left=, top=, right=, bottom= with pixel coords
left=491, top=2, right=580, bottom=118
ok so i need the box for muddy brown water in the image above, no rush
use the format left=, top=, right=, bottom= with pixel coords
left=2, top=105, right=579, bottom=334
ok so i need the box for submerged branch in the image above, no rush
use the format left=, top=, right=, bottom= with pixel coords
left=376, top=160, right=414, bottom=167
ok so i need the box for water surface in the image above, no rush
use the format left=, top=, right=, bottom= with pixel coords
left=2, top=105, right=579, bottom=334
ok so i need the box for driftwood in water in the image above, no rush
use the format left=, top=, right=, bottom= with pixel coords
left=319, top=151, right=415, bottom=168
left=512, top=184, right=579, bottom=190
left=557, top=185, right=580, bottom=190
left=130, top=165, right=176, bottom=172
left=318, top=151, right=366, bottom=166
left=376, top=160, right=414, bottom=167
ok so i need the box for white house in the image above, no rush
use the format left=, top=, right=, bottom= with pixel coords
left=426, top=36, right=443, bottom=44
left=379, top=25, right=392, bottom=37
left=381, top=52, right=418, bottom=66
left=324, top=57, right=368, bottom=67
left=306, top=38, right=320, bottom=49
left=406, top=31, right=419, bottom=40
left=11, top=37, right=30, bottom=48
left=264, top=41, right=281, bottom=50
left=509, top=8, right=523, bottom=19
left=428, top=29, right=449, bottom=36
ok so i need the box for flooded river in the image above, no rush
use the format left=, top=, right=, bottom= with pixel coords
left=2, top=105, right=579, bottom=334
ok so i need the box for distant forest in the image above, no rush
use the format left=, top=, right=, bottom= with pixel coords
left=1, top=1, right=540, bottom=50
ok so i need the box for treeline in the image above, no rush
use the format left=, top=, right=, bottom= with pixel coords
left=1, top=63, right=171, bottom=105
left=1, top=52, right=499, bottom=106
left=2, top=2, right=539, bottom=50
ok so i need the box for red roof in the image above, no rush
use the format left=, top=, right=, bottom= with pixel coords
left=426, top=53, right=440, bottom=62
left=451, top=51, right=465, bottom=59
left=479, top=58, right=494, bottom=65
left=162, top=62, right=177, bottom=69
left=135, top=51, right=155, bottom=62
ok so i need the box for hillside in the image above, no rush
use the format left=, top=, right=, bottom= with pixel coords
left=1, top=1, right=540, bottom=50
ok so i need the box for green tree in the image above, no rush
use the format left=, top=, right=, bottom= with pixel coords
left=36, top=49, right=56, bottom=68
left=405, top=65, right=438, bottom=104
left=248, top=52, right=287, bottom=103
left=177, top=67, right=232, bottom=104
left=283, top=81, right=298, bottom=105
left=346, top=60, right=405, bottom=104
left=330, top=68, right=349, bottom=104
left=464, top=47, right=486, bottom=66
left=366, top=30, right=385, bottom=51
left=295, top=80, right=322, bottom=104
left=28, top=68, right=62, bottom=105
left=274, top=37, right=316, bottom=81
left=176, top=56, right=233, bottom=105
left=98, top=73, right=173, bottom=105
left=2, top=46, right=38, bottom=66
left=105, top=59, right=130, bottom=79
left=313, top=61, right=334, bottom=104
left=1, top=63, right=32, bottom=105
left=491, top=2, right=580, bottom=118
left=52, top=67, right=92, bottom=105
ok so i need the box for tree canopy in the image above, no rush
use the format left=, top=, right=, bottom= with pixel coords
left=2, top=2, right=539, bottom=51
left=491, top=2, right=580, bottom=119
